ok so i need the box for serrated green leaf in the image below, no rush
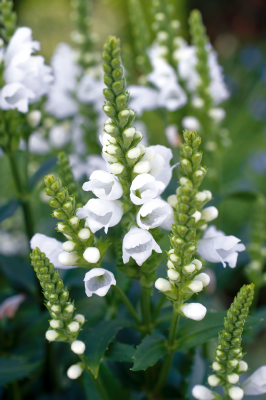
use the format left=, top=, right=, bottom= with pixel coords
left=105, top=342, right=135, bottom=363
left=29, top=157, right=57, bottom=189
left=176, top=311, right=260, bottom=351
left=0, top=356, right=41, bottom=385
left=82, top=370, right=102, bottom=400
left=84, top=319, right=130, bottom=378
left=0, top=199, right=19, bottom=223
left=131, top=333, right=167, bottom=371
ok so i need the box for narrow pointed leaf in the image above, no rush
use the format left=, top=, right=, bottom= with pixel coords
left=132, top=333, right=167, bottom=371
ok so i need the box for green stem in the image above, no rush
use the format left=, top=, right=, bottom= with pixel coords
left=152, top=295, right=166, bottom=321
left=112, top=285, right=140, bottom=324
left=140, top=285, right=152, bottom=335
left=153, top=305, right=180, bottom=395
left=8, top=151, right=34, bottom=240
left=86, top=368, right=110, bottom=400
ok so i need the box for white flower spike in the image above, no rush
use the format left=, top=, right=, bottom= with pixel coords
left=130, top=174, right=165, bottom=205
left=76, top=199, right=123, bottom=233
left=192, top=385, right=215, bottom=400
left=84, top=268, right=116, bottom=297
left=123, top=226, right=162, bottom=266
left=82, top=170, right=123, bottom=200
left=137, top=198, right=173, bottom=230
left=197, top=226, right=245, bottom=268
left=242, top=365, right=266, bottom=395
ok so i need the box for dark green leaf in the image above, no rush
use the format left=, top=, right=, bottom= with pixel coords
left=131, top=333, right=167, bottom=371
left=176, top=312, right=260, bottom=351
left=84, top=319, right=130, bottom=378
left=0, top=255, right=36, bottom=295
left=0, top=199, right=19, bottom=223
left=99, top=363, right=128, bottom=400
left=29, top=157, right=57, bottom=189
left=105, top=342, right=135, bottom=363
left=0, top=356, right=41, bottom=385
left=82, top=370, right=102, bottom=400
left=224, top=191, right=258, bottom=202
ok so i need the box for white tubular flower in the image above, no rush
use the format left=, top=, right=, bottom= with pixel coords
left=155, top=278, right=172, bottom=292
left=130, top=174, right=165, bottom=205
left=181, top=303, right=207, bottom=321
left=197, top=226, right=246, bottom=268
left=137, top=198, right=173, bottom=230
left=67, top=363, right=84, bottom=380
left=201, top=206, right=219, bottom=222
left=82, top=170, right=123, bottom=200
left=30, top=233, right=78, bottom=269
left=123, top=226, right=162, bottom=266
left=76, top=199, right=123, bottom=233
left=192, top=385, right=215, bottom=400
left=228, top=387, right=244, bottom=400
left=71, top=340, right=86, bottom=355
left=182, top=116, right=200, bottom=131
left=208, top=107, right=226, bottom=123
left=84, top=268, right=116, bottom=297
left=83, top=247, right=100, bottom=263
left=194, top=273, right=210, bottom=287
left=242, top=366, right=266, bottom=395
left=141, top=145, right=176, bottom=188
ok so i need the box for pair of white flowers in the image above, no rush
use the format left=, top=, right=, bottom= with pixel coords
left=0, top=27, right=53, bottom=113
left=192, top=366, right=266, bottom=400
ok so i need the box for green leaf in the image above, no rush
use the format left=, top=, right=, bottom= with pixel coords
left=176, top=311, right=260, bottom=351
left=0, top=356, right=41, bottom=385
left=82, top=371, right=102, bottom=400
left=131, top=333, right=167, bottom=371
left=84, top=319, right=130, bottom=378
left=105, top=342, right=135, bottom=363
left=226, top=190, right=258, bottom=202
left=0, top=199, right=19, bottom=223
left=0, top=255, right=36, bottom=295
left=29, top=157, right=57, bottom=189
left=99, top=363, right=128, bottom=400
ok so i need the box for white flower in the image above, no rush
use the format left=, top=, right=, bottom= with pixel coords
left=137, top=198, right=173, bottom=230
left=0, top=294, right=25, bottom=320
left=194, top=272, right=210, bottom=287
left=46, top=330, right=58, bottom=342
left=130, top=174, right=165, bottom=205
left=71, top=340, right=86, bottom=355
left=30, top=233, right=78, bottom=269
left=208, top=107, right=226, bottom=123
left=192, top=385, right=214, bottom=400
left=228, top=387, right=244, bottom=400
left=49, top=124, right=71, bottom=149
left=201, top=206, right=218, bottom=222
left=84, top=268, right=116, bottom=297
left=155, top=278, right=172, bottom=292
left=141, top=145, right=177, bottom=188
left=182, top=116, right=201, bottom=131
left=158, top=81, right=187, bottom=111
left=242, top=366, right=266, bottom=395
left=76, top=199, right=123, bottom=233
left=128, top=85, right=159, bottom=116
left=0, top=82, right=35, bottom=113
left=82, top=170, right=123, bottom=200
left=197, top=226, right=245, bottom=268
left=123, top=226, right=162, bottom=266
left=28, top=131, right=50, bottom=155
left=77, top=73, right=104, bottom=107
left=67, top=363, right=84, bottom=380
left=83, top=247, right=100, bottom=263
left=181, top=303, right=207, bottom=321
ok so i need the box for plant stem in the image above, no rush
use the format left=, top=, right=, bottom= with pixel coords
left=8, top=151, right=34, bottom=240
left=152, top=295, right=166, bottom=321
left=85, top=369, right=110, bottom=400
left=140, top=285, right=152, bottom=335
left=112, top=285, right=140, bottom=324
left=153, top=305, right=180, bottom=395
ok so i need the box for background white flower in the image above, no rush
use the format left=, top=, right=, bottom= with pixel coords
left=84, top=268, right=116, bottom=297
left=242, top=366, right=266, bottom=395
left=197, top=226, right=245, bottom=268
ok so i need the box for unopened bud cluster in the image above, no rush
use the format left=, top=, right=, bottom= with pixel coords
left=208, top=284, right=254, bottom=398
left=30, top=248, right=86, bottom=343
left=0, top=0, right=17, bottom=42
left=57, top=152, right=79, bottom=200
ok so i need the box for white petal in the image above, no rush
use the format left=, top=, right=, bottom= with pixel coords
left=242, top=366, right=266, bottom=395
left=83, top=170, right=123, bottom=200
left=84, top=268, right=116, bottom=297
left=137, top=198, right=172, bottom=230
left=192, top=385, right=214, bottom=400
left=130, top=173, right=165, bottom=205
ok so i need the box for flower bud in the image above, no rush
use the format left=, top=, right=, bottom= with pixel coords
left=192, top=259, right=202, bottom=270
left=180, top=303, right=206, bottom=321
left=58, top=251, right=79, bottom=266
left=83, top=247, right=100, bottom=263
left=27, top=110, right=42, bottom=127
left=188, top=280, right=203, bottom=293
left=212, top=362, right=223, bottom=371
left=227, top=359, right=238, bottom=368
left=237, top=360, right=248, bottom=373
left=167, top=194, right=178, bottom=208
left=194, top=273, right=210, bottom=287
left=103, top=104, right=116, bottom=117
left=104, top=123, right=120, bottom=137
left=71, top=340, right=86, bottom=354
left=170, top=253, right=180, bottom=262
left=45, top=330, right=58, bottom=341
left=123, top=127, right=135, bottom=137
left=167, top=269, right=180, bottom=281
left=133, top=160, right=150, bottom=174
left=228, top=387, right=244, bottom=400
left=167, top=260, right=175, bottom=269
left=183, top=264, right=196, bottom=274
left=127, top=147, right=141, bottom=161
left=201, top=206, right=218, bottom=222
left=64, top=304, right=74, bottom=314
left=51, top=305, right=61, bottom=313
left=155, top=278, right=171, bottom=292
left=67, top=321, right=80, bottom=333
left=208, top=375, right=221, bottom=386
left=67, top=363, right=84, bottom=380
left=50, top=319, right=63, bottom=329
left=110, top=163, right=124, bottom=175
left=195, top=192, right=207, bottom=202
left=78, top=228, right=91, bottom=240
left=74, top=314, right=85, bottom=325
left=69, top=216, right=79, bottom=227
left=191, top=211, right=201, bottom=223
left=62, top=241, right=76, bottom=252
left=227, top=373, right=239, bottom=384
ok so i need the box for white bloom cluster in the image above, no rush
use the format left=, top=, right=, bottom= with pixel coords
left=0, top=27, right=53, bottom=113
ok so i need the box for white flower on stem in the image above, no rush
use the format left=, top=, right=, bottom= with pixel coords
left=76, top=199, right=123, bottom=233
left=30, top=233, right=78, bottom=269
left=0, top=82, right=35, bottom=113
left=130, top=174, right=165, bottom=205
left=201, top=206, right=218, bottom=222
left=0, top=294, right=26, bottom=320
left=197, top=226, right=245, bottom=268
left=141, top=145, right=177, bottom=188
left=208, top=108, right=226, bottom=123
left=242, top=366, right=266, bottom=395
left=157, top=82, right=187, bottom=111
left=82, top=170, right=123, bottom=200
left=123, top=226, right=162, bottom=266
left=192, top=385, right=215, bottom=400
left=84, top=268, right=116, bottom=297
left=228, top=387, right=244, bottom=400
left=182, top=116, right=201, bottom=131
left=181, top=303, right=207, bottom=321
left=137, top=198, right=173, bottom=230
